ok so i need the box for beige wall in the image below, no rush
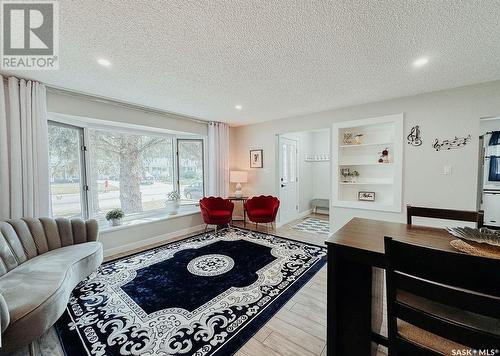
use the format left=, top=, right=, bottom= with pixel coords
left=47, top=91, right=208, bottom=136
left=229, top=80, right=500, bottom=231
left=47, top=91, right=208, bottom=252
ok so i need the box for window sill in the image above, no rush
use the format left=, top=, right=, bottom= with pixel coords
left=100, top=207, right=201, bottom=234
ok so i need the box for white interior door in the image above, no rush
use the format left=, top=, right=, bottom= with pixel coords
left=278, top=136, right=298, bottom=224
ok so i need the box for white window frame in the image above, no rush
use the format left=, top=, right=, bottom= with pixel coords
left=48, top=116, right=207, bottom=223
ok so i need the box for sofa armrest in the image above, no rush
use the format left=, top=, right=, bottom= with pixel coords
left=0, top=290, right=10, bottom=334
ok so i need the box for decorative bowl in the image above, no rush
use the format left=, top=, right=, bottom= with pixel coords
left=446, top=226, right=500, bottom=247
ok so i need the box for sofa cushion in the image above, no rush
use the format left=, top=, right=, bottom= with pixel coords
left=0, top=241, right=103, bottom=352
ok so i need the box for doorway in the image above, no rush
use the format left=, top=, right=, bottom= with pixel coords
left=277, top=129, right=331, bottom=227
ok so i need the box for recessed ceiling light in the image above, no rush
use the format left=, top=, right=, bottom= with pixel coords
left=235, top=105, right=242, bottom=110
left=97, top=58, right=111, bottom=67
left=413, top=57, right=429, bottom=68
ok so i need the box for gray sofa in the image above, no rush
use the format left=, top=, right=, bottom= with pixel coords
left=0, top=217, right=103, bottom=353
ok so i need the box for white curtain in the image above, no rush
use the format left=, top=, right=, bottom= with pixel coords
left=0, top=76, right=50, bottom=220
left=207, top=121, right=229, bottom=197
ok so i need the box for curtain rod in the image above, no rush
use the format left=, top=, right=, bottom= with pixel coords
left=2, top=75, right=210, bottom=125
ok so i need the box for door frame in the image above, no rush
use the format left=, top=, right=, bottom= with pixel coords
left=275, top=134, right=300, bottom=226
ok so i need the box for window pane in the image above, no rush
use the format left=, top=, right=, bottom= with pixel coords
left=289, top=144, right=296, bottom=182
left=48, top=123, right=84, bottom=218
left=282, top=143, right=288, bottom=183
left=88, top=129, right=174, bottom=222
left=178, top=140, right=204, bottom=202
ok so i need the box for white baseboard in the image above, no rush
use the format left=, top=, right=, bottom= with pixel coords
left=103, top=224, right=206, bottom=258
left=276, top=209, right=312, bottom=228
left=298, top=209, right=313, bottom=218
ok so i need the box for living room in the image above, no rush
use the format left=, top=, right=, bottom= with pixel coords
left=1, top=1, right=500, bottom=356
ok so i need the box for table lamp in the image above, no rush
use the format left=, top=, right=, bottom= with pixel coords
left=230, top=171, right=248, bottom=198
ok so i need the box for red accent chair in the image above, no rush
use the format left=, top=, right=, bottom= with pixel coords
left=199, top=197, right=234, bottom=232
left=245, top=195, right=280, bottom=230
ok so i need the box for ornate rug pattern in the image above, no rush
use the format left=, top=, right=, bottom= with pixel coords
left=55, top=228, right=326, bottom=355
left=291, top=218, right=330, bottom=235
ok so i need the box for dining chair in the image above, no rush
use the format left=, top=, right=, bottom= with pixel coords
left=406, top=205, right=484, bottom=228
left=384, top=236, right=500, bottom=355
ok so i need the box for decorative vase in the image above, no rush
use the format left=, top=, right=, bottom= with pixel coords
left=109, top=218, right=122, bottom=227
left=235, top=182, right=242, bottom=198
left=166, top=200, right=180, bottom=215
left=343, top=132, right=353, bottom=144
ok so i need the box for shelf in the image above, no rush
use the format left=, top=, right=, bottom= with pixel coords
left=339, top=162, right=393, bottom=166
left=340, top=142, right=393, bottom=148
left=339, top=181, right=393, bottom=185
left=305, top=154, right=330, bottom=162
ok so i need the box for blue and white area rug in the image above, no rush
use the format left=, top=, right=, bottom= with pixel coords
left=55, top=228, right=326, bottom=355
left=291, top=218, right=330, bottom=235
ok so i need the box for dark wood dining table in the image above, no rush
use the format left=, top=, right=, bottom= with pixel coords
left=325, top=217, right=460, bottom=356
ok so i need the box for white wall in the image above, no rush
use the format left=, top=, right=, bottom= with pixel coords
left=311, top=130, right=330, bottom=199
left=47, top=91, right=208, bottom=253
left=229, top=80, right=500, bottom=232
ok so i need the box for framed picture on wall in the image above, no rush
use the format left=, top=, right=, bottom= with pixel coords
left=250, top=149, right=263, bottom=168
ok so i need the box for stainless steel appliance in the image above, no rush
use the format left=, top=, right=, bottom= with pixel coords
left=483, top=190, right=500, bottom=227
left=483, top=133, right=500, bottom=190
left=482, top=131, right=500, bottom=227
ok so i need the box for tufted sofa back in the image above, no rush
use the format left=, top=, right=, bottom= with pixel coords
left=0, top=218, right=99, bottom=277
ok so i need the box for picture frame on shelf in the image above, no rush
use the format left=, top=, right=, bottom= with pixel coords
left=250, top=149, right=263, bottom=168
left=358, top=191, right=376, bottom=201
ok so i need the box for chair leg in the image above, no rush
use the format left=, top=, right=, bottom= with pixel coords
left=204, top=224, right=208, bottom=233
left=29, top=341, right=37, bottom=356
left=255, top=222, right=258, bottom=230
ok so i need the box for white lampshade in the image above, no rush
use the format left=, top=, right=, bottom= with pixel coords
left=230, top=171, right=248, bottom=183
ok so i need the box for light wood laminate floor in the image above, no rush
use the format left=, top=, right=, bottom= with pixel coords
left=8, top=213, right=386, bottom=356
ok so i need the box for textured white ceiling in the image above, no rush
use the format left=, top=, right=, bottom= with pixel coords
left=5, top=0, right=500, bottom=125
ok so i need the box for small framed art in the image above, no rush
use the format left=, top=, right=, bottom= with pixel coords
left=358, top=191, right=375, bottom=201
left=250, top=149, right=263, bottom=168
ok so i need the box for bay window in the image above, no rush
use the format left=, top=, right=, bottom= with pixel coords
left=48, top=121, right=205, bottom=226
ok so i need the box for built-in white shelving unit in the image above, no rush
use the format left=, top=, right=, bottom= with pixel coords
left=332, top=114, right=403, bottom=212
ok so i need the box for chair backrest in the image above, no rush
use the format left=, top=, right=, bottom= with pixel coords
left=406, top=205, right=484, bottom=228
left=384, top=236, right=500, bottom=355
left=199, top=197, right=234, bottom=210
left=246, top=195, right=280, bottom=210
